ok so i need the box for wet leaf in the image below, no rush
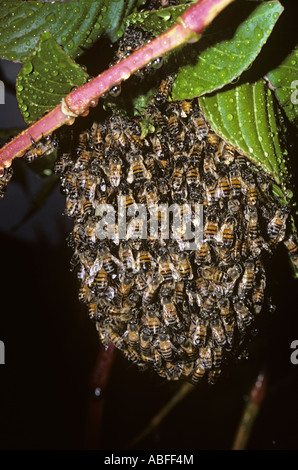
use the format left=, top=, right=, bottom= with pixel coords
left=200, top=79, right=291, bottom=198
left=16, top=31, right=89, bottom=124
left=0, top=0, right=139, bottom=63
left=172, top=1, right=283, bottom=100
left=266, top=43, right=298, bottom=129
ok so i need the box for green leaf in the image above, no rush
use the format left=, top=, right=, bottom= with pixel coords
left=172, top=1, right=283, bottom=100
left=266, top=43, right=298, bottom=128
left=16, top=31, right=89, bottom=124
left=124, top=3, right=191, bottom=37
left=199, top=79, right=291, bottom=197
left=0, top=0, right=139, bottom=63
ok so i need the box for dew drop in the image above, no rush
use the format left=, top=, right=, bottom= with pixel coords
left=150, top=57, right=163, bottom=70
left=157, top=10, right=171, bottom=21
left=22, top=61, right=33, bottom=75
left=273, top=12, right=279, bottom=19
left=67, top=39, right=74, bottom=50
left=254, top=26, right=263, bottom=40
left=73, top=6, right=80, bottom=14
left=227, top=113, right=234, bottom=121
left=245, top=39, right=251, bottom=46
left=219, top=69, right=227, bottom=79
left=209, top=64, right=216, bottom=72
left=46, top=13, right=56, bottom=24
left=291, top=60, right=297, bottom=66
left=109, top=84, right=121, bottom=97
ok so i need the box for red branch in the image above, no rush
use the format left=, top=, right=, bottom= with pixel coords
left=0, top=0, right=234, bottom=169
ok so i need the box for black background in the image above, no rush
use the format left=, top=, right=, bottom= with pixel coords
left=0, top=0, right=298, bottom=451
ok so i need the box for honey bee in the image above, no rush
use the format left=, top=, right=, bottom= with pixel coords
left=140, top=328, right=153, bottom=362
left=116, top=273, right=135, bottom=301
left=78, top=281, right=90, bottom=303
left=168, top=114, right=180, bottom=136
left=161, top=292, right=181, bottom=328
left=246, top=183, right=258, bottom=206
left=230, top=167, right=243, bottom=198
left=92, top=267, right=108, bottom=293
left=98, top=244, right=118, bottom=275
left=202, top=292, right=217, bottom=315
left=213, top=346, right=223, bottom=369
left=207, top=131, right=220, bottom=148
left=74, top=150, right=92, bottom=172
left=177, top=252, right=193, bottom=280
left=123, top=346, right=141, bottom=364
left=84, top=174, right=97, bottom=202
left=88, top=302, right=98, bottom=320
left=125, top=321, right=140, bottom=349
left=267, top=207, right=289, bottom=241
left=252, top=276, right=266, bottom=314
left=77, top=130, right=89, bottom=154
left=155, top=76, right=173, bottom=104
left=234, top=299, right=253, bottom=330
left=222, top=316, right=235, bottom=346
left=219, top=218, right=236, bottom=248
left=180, top=338, right=198, bottom=360
left=174, top=281, right=184, bottom=305
left=191, top=360, right=205, bottom=384
left=136, top=250, right=154, bottom=275
left=218, top=297, right=233, bottom=321
left=158, top=253, right=179, bottom=282
left=144, top=181, right=159, bottom=208
left=210, top=319, right=226, bottom=346
left=186, top=157, right=200, bottom=187
left=195, top=277, right=209, bottom=299
left=195, top=242, right=211, bottom=265
left=191, top=318, right=208, bottom=347
left=216, top=174, right=230, bottom=200
left=223, top=142, right=236, bottom=164
left=82, top=200, right=95, bottom=218
left=85, top=224, right=97, bottom=250
left=284, top=236, right=298, bottom=268
left=145, top=308, right=161, bottom=334
left=158, top=331, right=174, bottom=360
left=106, top=155, right=122, bottom=187
left=142, top=277, right=161, bottom=305
left=203, top=154, right=217, bottom=180
left=104, top=322, right=124, bottom=350
left=91, top=122, right=104, bottom=148
left=204, top=215, right=219, bottom=241
left=127, top=155, right=151, bottom=183
left=238, top=259, right=255, bottom=298
left=200, top=344, right=212, bottom=369
left=192, top=114, right=208, bottom=140
left=172, top=157, right=185, bottom=191
left=118, top=241, right=136, bottom=271
left=64, top=197, right=79, bottom=218
left=54, top=153, right=72, bottom=175
left=204, top=179, right=219, bottom=207
left=175, top=131, right=185, bottom=151
left=179, top=100, right=192, bottom=118
left=24, top=135, right=56, bottom=162
left=201, top=266, right=228, bottom=284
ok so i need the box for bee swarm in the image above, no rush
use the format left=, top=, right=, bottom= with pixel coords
left=54, top=78, right=293, bottom=385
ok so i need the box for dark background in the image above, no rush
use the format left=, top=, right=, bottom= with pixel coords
left=0, top=0, right=298, bottom=451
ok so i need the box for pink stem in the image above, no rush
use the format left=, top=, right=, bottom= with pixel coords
left=0, top=0, right=234, bottom=169
left=84, top=343, right=115, bottom=449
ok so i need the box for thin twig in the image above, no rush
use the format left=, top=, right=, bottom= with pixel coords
left=126, top=382, right=195, bottom=449
left=0, top=0, right=234, bottom=169
left=84, top=343, right=115, bottom=450
left=232, top=370, right=268, bottom=450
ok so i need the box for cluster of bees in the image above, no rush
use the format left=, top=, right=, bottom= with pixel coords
left=53, top=74, right=296, bottom=385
